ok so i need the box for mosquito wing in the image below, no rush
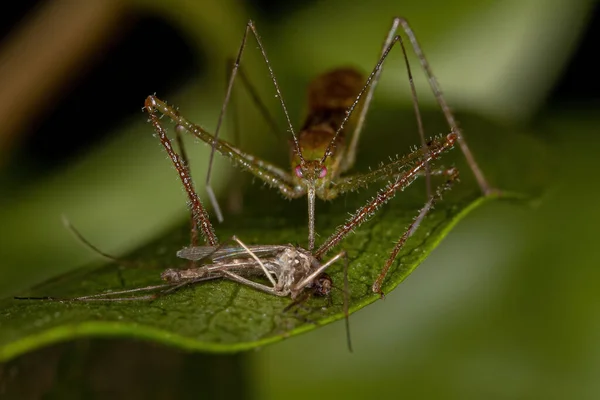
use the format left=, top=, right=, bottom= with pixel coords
left=176, top=244, right=292, bottom=262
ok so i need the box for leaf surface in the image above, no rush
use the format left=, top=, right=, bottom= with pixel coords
left=0, top=113, right=545, bottom=361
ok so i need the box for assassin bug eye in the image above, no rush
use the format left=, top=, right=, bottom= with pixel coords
left=295, top=165, right=303, bottom=178
left=319, top=166, right=328, bottom=178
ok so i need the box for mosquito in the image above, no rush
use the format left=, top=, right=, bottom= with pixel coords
left=146, top=98, right=460, bottom=297
left=15, top=104, right=354, bottom=347
left=14, top=108, right=350, bottom=303
left=146, top=17, right=494, bottom=253
left=14, top=229, right=352, bottom=347
left=15, top=229, right=345, bottom=305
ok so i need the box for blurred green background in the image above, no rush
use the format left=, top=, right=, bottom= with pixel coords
left=0, top=0, right=598, bottom=398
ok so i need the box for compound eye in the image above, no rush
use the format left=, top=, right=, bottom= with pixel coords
left=294, top=165, right=303, bottom=178
left=319, top=166, right=327, bottom=179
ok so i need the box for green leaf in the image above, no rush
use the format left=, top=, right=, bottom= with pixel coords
left=0, top=112, right=544, bottom=361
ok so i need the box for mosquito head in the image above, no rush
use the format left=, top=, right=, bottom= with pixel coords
left=312, top=273, right=333, bottom=297
left=294, top=161, right=328, bottom=183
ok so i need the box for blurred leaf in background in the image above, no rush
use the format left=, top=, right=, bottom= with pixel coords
left=0, top=0, right=598, bottom=398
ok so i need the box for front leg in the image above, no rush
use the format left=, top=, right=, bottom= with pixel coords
left=315, top=133, right=457, bottom=258
left=326, top=133, right=453, bottom=199
left=372, top=167, right=459, bottom=296
left=145, top=95, right=304, bottom=200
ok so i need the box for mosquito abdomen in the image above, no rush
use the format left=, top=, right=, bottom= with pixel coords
left=300, top=68, right=364, bottom=134
left=161, top=267, right=208, bottom=283
left=307, top=68, right=364, bottom=110
left=292, top=68, right=366, bottom=179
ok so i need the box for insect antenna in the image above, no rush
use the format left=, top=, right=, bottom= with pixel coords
left=205, top=20, right=304, bottom=222
left=342, top=251, right=352, bottom=352
left=246, top=21, right=304, bottom=164
left=61, top=215, right=140, bottom=268
left=227, top=57, right=284, bottom=145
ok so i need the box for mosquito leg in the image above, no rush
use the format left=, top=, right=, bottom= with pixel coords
left=212, top=21, right=322, bottom=251
left=222, top=58, right=284, bottom=148
left=13, top=294, right=162, bottom=302
left=171, top=20, right=305, bottom=213
left=204, top=23, right=253, bottom=224
left=315, top=133, right=458, bottom=258
left=244, top=20, right=303, bottom=162
left=86, top=284, right=175, bottom=299
left=325, top=291, right=333, bottom=307
left=221, top=270, right=284, bottom=297
left=340, top=251, right=352, bottom=352
left=231, top=235, right=277, bottom=288
left=172, top=125, right=200, bottom=249
left=323, top=34, right=414, bottom=164
left=394, top=17, right=494, bottom=196
left=223, top=57, right=246, bottom=216
left=81, top=276, right=220, bottom=301
left=282, top=291, right=310, bottom=313
left=93, top=276, right=218, bottom=300
left=372, top=167, right=460, bottom=296
left=344, top=19, right=431, bottom=200
left=343, top=24, right=395, bottom=171
left=319, top=32, right=435, bottom=227
left=290, top=249, right=352, bottom=350
left=146, top=96, right=303, bottom=199
left=329, top=134, right=452, bottom=198
left=14, top=275, right=223, bottom=303
left=14, top=283, right=174, bottom=302
left=394, top=21, right=432, bottom=200
left=145, top=98, right=218, bottom=246
left=219, top=57, right=285, bottom=216
left=205, top=20, right=291, bottom=222
left=235, top=61, right=284, bottom=144
left=285, top=295, right=319, bottom=325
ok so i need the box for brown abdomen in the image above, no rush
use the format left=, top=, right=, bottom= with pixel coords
left=301, top=67, right=365, bottom=133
